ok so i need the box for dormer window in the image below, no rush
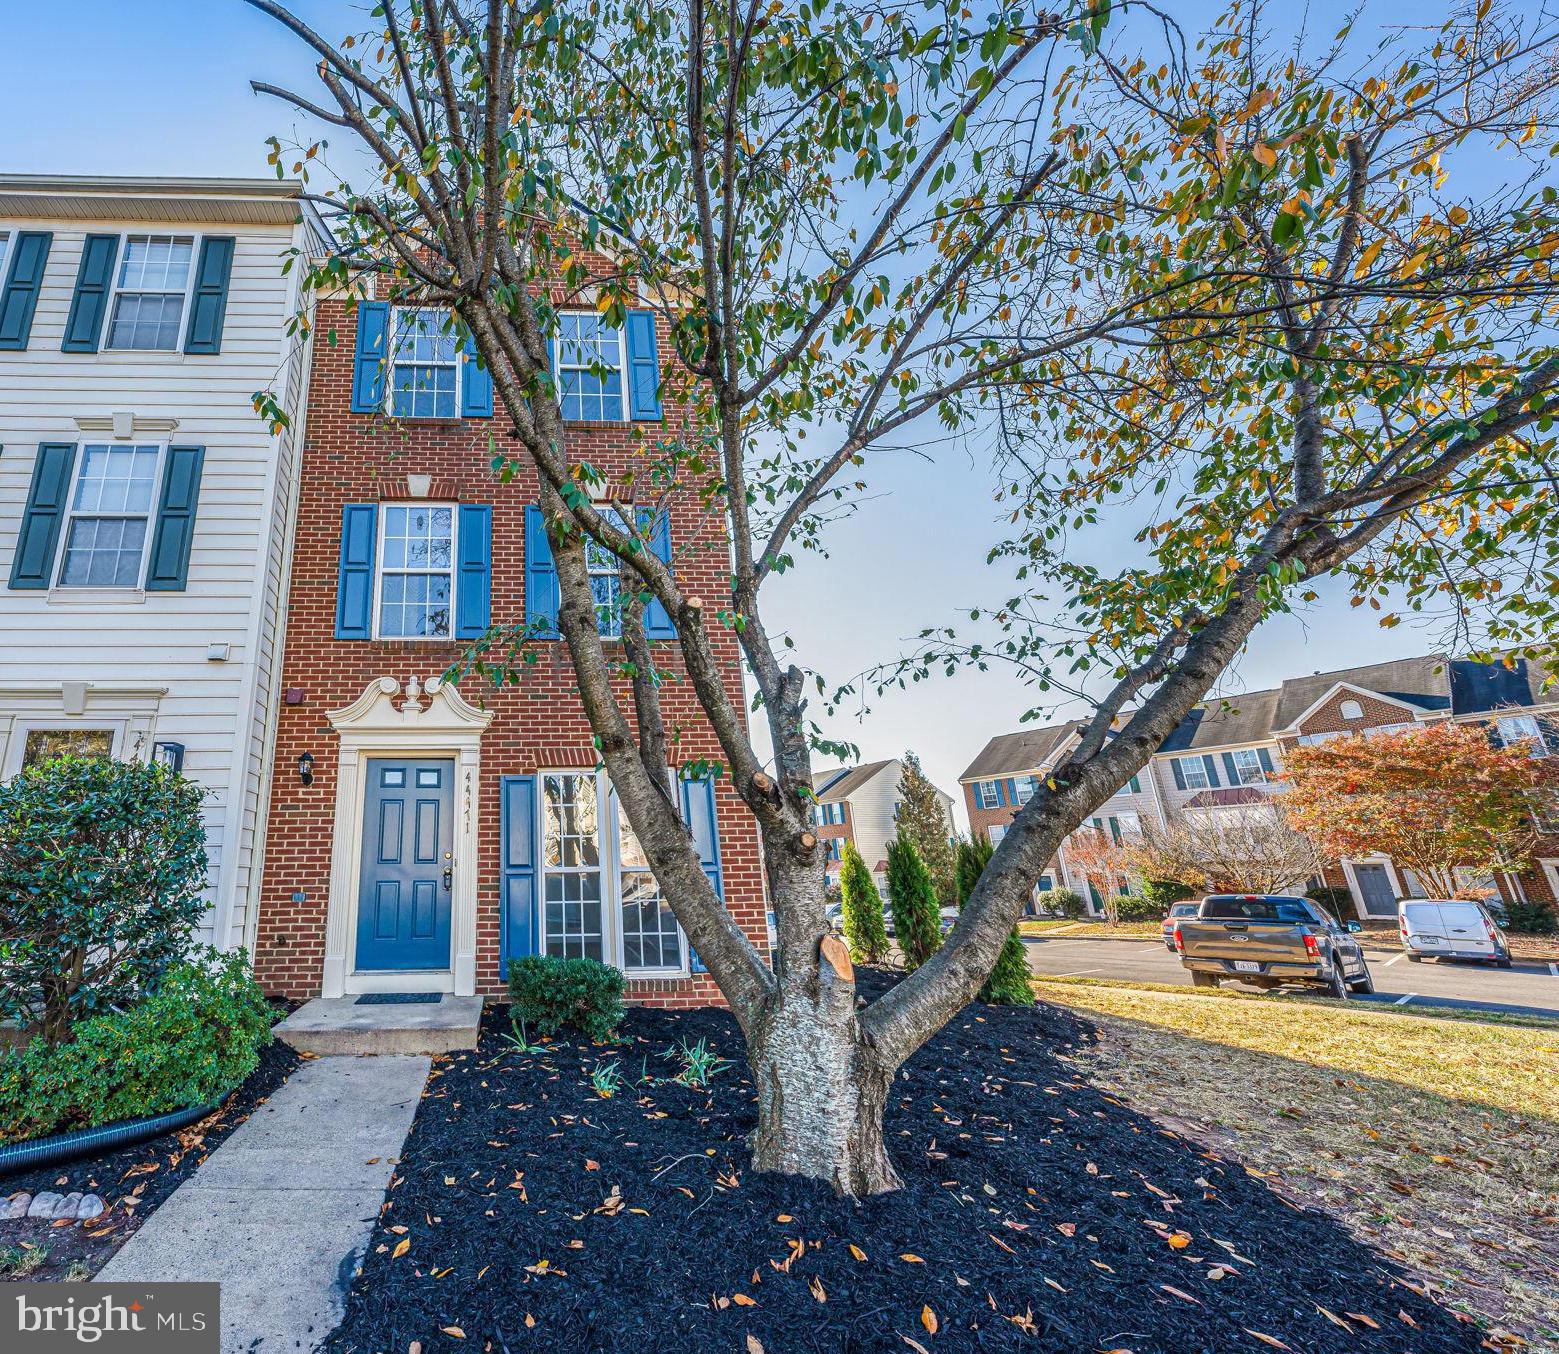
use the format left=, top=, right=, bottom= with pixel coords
left=1339, top=698, right=1364, bottom=720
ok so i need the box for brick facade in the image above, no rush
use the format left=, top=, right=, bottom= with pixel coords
left=253, top=282, right=766, bottom=1005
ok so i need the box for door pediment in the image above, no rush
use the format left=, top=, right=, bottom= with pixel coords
left=329, top=676, right=493, bottom=736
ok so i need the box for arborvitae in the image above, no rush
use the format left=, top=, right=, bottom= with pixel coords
left=886, top=837, right=943, bottom=970
left=895, top=752, right=958, bottom=903
left=955, top=835, right=1035, bottom=1006
left=839, top=840, right=890, bottom=964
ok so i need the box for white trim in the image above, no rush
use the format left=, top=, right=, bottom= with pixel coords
left=1275, top=680, right=1439, bottom=736
left=1539, top=859, right=1559, bottom=904
left=1341, top=855, right=1404, bottom=920
left=385, top=305, right=463, bottom=419
left=320, top=677, right=493, bottom=998
left=49, top=439, right=168, bottom=594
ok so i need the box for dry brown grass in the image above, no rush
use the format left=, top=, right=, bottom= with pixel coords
left=1037, top=980, right=1559, bottom=1351
left=1018, top=918, right=1165, bottom=940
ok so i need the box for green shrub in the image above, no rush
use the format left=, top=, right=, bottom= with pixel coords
left=1306, top=886, right=1355, bottom=923
left=0, top=756, right=209, bottom=1045
left=1141, top=878, right=1196, bottom=909
left=0, top=950, right=272, bottom=1145
left=886, top=838, right=942, bottom=970
left=1501, top=896, right=1558, bottom=935
left=1113, top=893, right=1165, bottom=922
left=506, top=955, right=624, bottom=1042
left=1045, top=887, right=1089, bottom=920
left=839, top=841, right=890, bottom=963
left=951, top=837, right=1031, bottom=1005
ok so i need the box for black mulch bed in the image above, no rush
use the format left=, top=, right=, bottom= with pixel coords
left=324, top=973, right=1484, bottom=1354
left=1, top=1013, right=302, bottom=1283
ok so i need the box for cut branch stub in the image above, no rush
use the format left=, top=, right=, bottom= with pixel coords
left=799, top=831, right=817, bottom=850
left=819, top=932, right=854, bottom=983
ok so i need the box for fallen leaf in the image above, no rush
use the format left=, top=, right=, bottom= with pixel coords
left=1316, top=1307, right=1352, bottom=1332
left=746, top=1338, right=763, bottom=1354
left=1055, top=1222, right=1076, bottom=1237
left=808, top=1275, right=827, bottom=1303
left=921, top=1306, right=938, bottom=1335
left=732, top=1293, right=756, bottom=1307
left=900, top=1253, right=924, bottom=1264
left=1160, top=1284, right=1200, bottom=1305
left=440, top=1329, right=465, bottom=1340
left=1243, top=1331, right=1289, bottom=1350
left=776, top=1214, right=793, bottom=1222
left=848, top=1244, right=867, bottom=1262
left=1344, top=1313, right=1380, bottom=1330
left=1167, top=1232, right=1192, bottom=1250
left=392, top=1239, right=410, bottom=1259
left=900, top=1338, right=931, bottom=1354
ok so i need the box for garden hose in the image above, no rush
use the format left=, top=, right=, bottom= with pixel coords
left=0, top=1102, right=216, bottom=1179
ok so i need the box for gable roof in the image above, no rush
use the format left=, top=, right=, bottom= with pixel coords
left=1273, top=655, right=1452, bottom=731
left=959, top=723, right=1077, bottom=781
left=813, top=760, right=896, bottom=801
left=1159, top=688, right=1282, bottom=753
left=1450, top=656, right=1556, bottom=714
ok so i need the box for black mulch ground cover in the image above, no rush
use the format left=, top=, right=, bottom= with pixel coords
left=325, top=973, right=1485, bottom=1354
left=0, top=1013, right=302, bottom=1283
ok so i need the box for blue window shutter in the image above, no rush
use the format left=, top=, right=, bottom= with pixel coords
left=1202, top=754, right=1221, bottom=788
left=183, top=237, right=235, bottom=354
left=625, top=309, right=663, bottom=420
left=455, top=504, right=492, bottom=638
left=524, top=504, right=559, bottom=639
left=61, top=234, right=120, bottom=353
left=1222, top=752, right=1241, bottom=787
left=1257, top=746, right=1275, bottom=776
left=635, top=507, right=675, bottom=639
left=0, top=231, right=52, bottom=350
left=1005, top=778, right=1019, bottom=806
left=8, top=443, right=77, bottom=589
left=334, top=504, right=378, bottom=639
left=1170, top=758, right=1187, bottom=790
left=461, top=336, right=493, bottom=417
left=144, top=446, right=205, bottom=591
left=1127, top=774, right=1141, bottom=794
left=994, top=780, right=1007, bottom=807
left=500, top=775, right=541, bottom=971
left=680, top=774, right=725, bottom=973
left=351, top=301, right=390, bottom=413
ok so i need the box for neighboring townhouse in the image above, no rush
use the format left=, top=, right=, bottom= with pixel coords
left=252, top=258, right=766, bottom=1005
left=959, top=653, right=1559, bottom=921
left=0, top=175, right=321, bottom=951
left=811, top=759, right=955, bottom=890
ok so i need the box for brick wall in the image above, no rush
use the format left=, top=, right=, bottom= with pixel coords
left=254, top=285, right=767, bottom=1005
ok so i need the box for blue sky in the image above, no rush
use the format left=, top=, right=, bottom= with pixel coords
left=0, top=1, right=1485, bottom=821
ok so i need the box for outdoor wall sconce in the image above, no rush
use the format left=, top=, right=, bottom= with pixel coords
left=152, top=741, right=185, bottom=774
left=298, top=752, right=315, bottom=786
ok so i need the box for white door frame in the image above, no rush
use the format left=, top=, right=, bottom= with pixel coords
left=1341, top=856, right=1404, bottom=919
left=321, top=676, right=492, bottom=997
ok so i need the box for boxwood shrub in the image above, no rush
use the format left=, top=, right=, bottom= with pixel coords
left=506, top=955, right=625, bottom=1043
left=0, top=950, right=273, bottom=1146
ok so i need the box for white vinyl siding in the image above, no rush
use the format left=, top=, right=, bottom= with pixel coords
left=0, top=208, right=317, bottom=951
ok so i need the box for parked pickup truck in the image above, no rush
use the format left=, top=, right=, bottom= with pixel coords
left=1171, top=894, right=1374, bottom=998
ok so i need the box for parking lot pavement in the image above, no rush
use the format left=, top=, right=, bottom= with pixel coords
left=1023, top=934, right=1559, bottom=1019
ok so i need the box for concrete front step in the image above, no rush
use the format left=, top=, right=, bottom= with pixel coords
left=275, top=994, right=483, bottom=1056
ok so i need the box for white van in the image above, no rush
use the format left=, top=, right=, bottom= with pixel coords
left=1398, top=899, right=1512, bottom=967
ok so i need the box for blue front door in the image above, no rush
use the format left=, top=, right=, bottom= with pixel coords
left=356, top=758, right=455, bottom=971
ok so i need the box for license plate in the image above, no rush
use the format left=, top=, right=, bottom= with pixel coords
left=1232, top=960, right=1262, bottom=973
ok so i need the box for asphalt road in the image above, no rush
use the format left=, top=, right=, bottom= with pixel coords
left=1024, top=934, right=1559, bottom=1018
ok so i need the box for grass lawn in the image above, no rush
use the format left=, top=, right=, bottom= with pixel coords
left=1035, top=978, right=1559, bottom=1350
left=1018, top=918, right=1165, bottom=940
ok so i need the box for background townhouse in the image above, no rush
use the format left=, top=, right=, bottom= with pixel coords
left=0, top=175, right=321, bottom=951
left=252, top=257, right=766, bottom=1005
left=810, top=758, right=955, bottom=891
left=960, top=653, right=1559, bottom=920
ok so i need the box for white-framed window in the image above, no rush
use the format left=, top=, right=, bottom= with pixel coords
left=1297, top=730, right=1342, bottom=746
left=1173, top=756, right=1211, bottom=790
left=1109, top=774, right=1142, bottom=797
left=1496, top=713, right=1548, bottom=757
left=539, top=769, right=686, bottom=975
left=972, top=779, right=1003, bottom=809
left=55, top=442, right=165, bottom=589
left=1365, top=722, right=1415, bottom=738
left=0, top=231, right=10, bottom=277
left=104, top=234, right=197, bottom=351
left=388, top=306, right=461, bottom=418
left=1013, top=774, right=1041, bottom=805
left=584, top=532, right=624, bottom=638
left=1339, top=698, right=1364, bottom=721
left=1229, top=747, right=1269, bottom=784
left=987, top=823, right=1008, bottom=846
left=557, top=312, right=626, bottom=421
left=375, top=503, right=455, bottom=639
left=20, top=726, right=116, bottom=769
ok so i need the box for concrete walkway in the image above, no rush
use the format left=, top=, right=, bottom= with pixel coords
left=99, top=1055, right=430, bottom=1353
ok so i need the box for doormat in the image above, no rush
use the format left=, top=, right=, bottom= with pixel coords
left=354, top=993, right=443, bottom=1005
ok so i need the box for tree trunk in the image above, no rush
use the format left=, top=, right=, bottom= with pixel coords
left=748, top=988, right=901, bottom=1196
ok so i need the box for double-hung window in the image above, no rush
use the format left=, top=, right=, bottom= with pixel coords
left=557, top=313, right=626, bottom=421
left=376, top=503, right=455, bottom=638
left=1496, top=714, right=1548, bottom=756
left=1173, top=755, right=1211, bottom=790
left=0, top=232, right=9, bottom=277
left=972, top=779, right=1003, bottom=809
left=389, top=307, right=460, bottom=418
left=539, top=770, right=685, bottom=974
left=1013, top=774, right=1041, bottom=805
left=56, top=443, right=163, bottom=588
left=105, top=235, right=195, bottom=351
left=585, top=533, right=623, bottom=638
left=1229, top=747, right=1269, bottom=784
